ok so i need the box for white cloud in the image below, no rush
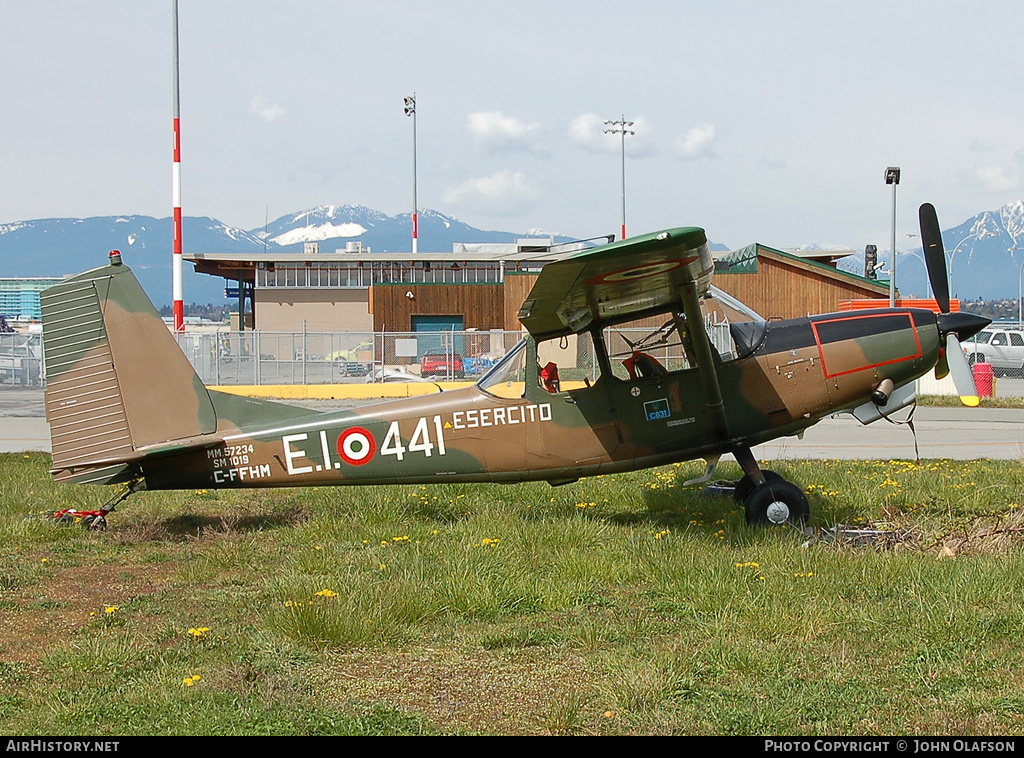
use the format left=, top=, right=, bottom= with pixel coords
left=673, top=124, right=717, bottom=160
left=568, top=113, right=620, bottom=154
left=442, top=170, right=538, bottom=216
left=249, top=95, right=285, bottom=123
left=467, top=111, right=545, bottom=156
left=975, top=165, right=1019, bottom=193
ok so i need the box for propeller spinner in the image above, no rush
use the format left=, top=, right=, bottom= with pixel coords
left=918, top=203, right=991, bottom=406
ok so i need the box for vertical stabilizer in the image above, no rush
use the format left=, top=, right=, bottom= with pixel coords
left=41, top=255, right=217, bottom=481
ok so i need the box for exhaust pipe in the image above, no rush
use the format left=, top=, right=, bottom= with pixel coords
left=871, top=378, right=894, bottom=406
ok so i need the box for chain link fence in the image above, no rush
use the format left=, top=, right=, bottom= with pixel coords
left=0, top=332, right=43, bottom=387
left=0, top=323, right=739, bottom=389
left=174, top=330, right=527, bottom=385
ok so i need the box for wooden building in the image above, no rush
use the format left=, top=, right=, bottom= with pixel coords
left=712, top=244, right=890, bottom=320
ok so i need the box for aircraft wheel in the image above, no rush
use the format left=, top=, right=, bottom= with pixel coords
left=732, top=470, right=784, bottom=503
left=744, top=480, right=809, bottom=527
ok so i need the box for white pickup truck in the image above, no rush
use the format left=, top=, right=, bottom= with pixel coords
left=962, top=327, right=1024, bottom=377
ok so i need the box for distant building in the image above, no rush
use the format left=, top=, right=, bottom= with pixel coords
left=184, top=238, right=889, bottom=333
left=0, top=277, right=64, bottom=321
left=185, top=237, right=583, bottom=333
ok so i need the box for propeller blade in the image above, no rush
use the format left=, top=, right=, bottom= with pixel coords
left=946, top=334, right=980, bottom=407
left=934, top=351, right=950, bottom=380
left=919, top=203, right=951, bottom=313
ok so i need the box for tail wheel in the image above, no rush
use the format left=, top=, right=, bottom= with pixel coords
left=745, top=480, right=809, bottom=526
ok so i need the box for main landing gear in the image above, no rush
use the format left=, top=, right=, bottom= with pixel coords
left=731, top=446, right=809, bottom=527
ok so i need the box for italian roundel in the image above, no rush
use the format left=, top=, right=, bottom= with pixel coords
left=337, top=427, right=376, bottom=466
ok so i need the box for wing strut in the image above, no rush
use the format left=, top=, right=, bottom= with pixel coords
left=680, top=282, right=768, bottom=487
left=680, top=282, right=730, bottom=442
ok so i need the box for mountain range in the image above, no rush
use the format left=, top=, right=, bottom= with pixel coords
left=0, top=206, right=556, bottom=307
left=3, top=202, right=1024, bottom=307
left=865, top=201, right=1024, bottom=303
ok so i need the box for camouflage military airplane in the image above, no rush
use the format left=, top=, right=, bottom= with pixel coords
left=40, top=203, right=989, bottom=529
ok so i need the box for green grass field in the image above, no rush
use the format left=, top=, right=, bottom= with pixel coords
left=3, top=452, right=1024, bottom=735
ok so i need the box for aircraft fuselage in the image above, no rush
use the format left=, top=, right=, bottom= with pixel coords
left=134, top=307, right=941, bottom=491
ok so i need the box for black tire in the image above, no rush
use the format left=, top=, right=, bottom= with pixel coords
left=732, top=469, right=784, bottom=503
left=744, top=480, right=810, bottom=526
left=967, top=353, right=985, bottom=367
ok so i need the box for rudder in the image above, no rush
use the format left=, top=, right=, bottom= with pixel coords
left=41, top=253, right=217, bottom=482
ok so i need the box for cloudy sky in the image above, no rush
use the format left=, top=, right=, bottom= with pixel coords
left=4, top=1, right=1024, bottom=252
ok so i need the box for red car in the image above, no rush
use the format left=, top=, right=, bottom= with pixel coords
left=420, top=350, right=464, bottom=379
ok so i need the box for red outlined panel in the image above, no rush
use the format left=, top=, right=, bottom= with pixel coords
left=811, top=312, right=922, bottom=378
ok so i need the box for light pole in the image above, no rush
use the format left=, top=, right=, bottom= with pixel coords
left=945, top=232, right=980, bottom=300
left=604, top=115, right=635, bottom=241
left=1018, top=258, right=1024, bottom=326
left=404, top=94, right=418, bottom=254
left=1012, top=245, right=1024, bottom=325
left=885, top=167, right=900, bottom=307
left=903, top=233, right=929, bottom=298
left=898, top=250, right=930, bottom=297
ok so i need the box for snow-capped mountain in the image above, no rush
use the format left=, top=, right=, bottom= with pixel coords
left=867, top=201, right=1024, bottom=301
left=0, top=207, right=548, bottom=307
left=256, top=205, right=530, bottom=254
left=5, top=202, right=1024, bottom=308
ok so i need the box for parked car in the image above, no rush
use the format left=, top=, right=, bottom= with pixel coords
left=420, top=350, right=464, bottom=379
left=326, top=341, right=374, bottom=362
left=962, top=327, right=1024, bottom=376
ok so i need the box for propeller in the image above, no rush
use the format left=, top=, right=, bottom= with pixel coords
left=918, top=203, right=991, bottom=407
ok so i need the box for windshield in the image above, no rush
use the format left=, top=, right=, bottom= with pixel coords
left=477, top=338, right=528, bottom=398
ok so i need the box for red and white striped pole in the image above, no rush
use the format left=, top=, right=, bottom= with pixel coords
left=171, top=0, right=184, bottom=332
left=404, top=94, right=418, bottom=254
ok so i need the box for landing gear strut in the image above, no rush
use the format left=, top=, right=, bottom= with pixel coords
left=46, top=478, right=144, bottom=531
left=731, top=445, right=809, bottom=527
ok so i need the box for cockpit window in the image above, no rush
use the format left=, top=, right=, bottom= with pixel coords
left=601, top=286, right=765, bottom=379
left=477, top=338, right=528, bottom=398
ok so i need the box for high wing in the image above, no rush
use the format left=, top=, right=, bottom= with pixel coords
left=517, top=227, right=713, bottom=340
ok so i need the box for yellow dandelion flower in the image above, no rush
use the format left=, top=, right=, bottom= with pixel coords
left=104, top=606, right=119, bottom=615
